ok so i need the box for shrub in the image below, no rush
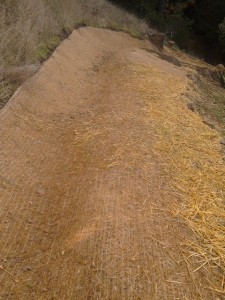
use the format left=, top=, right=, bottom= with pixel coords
left=219, top=70, right=225, bottom=88
left=165, top=14, right=193, bottom=49
left=219, top=18, right=225, bottom=51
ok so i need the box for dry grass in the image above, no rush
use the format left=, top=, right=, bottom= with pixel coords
left=0, top=79, right=18, bottom=109
left=0, top=0, right=148, bottom=67
left=128, top=65, right=225, bottom=297
left=0, top=0, right=148, bottom=108
left=0, top=0, right=57, bottom=65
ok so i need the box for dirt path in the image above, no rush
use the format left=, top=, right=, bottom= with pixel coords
left=0, top=27, right=219, bottom=299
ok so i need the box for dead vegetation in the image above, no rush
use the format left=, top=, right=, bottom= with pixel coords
left=129, top=65, right=225, bottom=297
left=0, top=0, right=148, bottom=67
left=165, top=46, right=225, bottom=140
left=0, top=0, right=148, bottom=107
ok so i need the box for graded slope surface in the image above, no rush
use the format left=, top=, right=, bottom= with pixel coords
left=0, top=27, right=221, bottom=299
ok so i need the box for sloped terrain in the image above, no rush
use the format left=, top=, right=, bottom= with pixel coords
left=0, top=27, right=224, bottom=299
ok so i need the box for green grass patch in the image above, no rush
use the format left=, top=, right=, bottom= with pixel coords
left=36, top=35, right=61, bottom=61
left=218, top=71, right=225, bottom=88
left=215, top=108, right=225, bottom=122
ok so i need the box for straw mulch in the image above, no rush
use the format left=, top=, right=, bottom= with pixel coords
left=129, top=65, right=225, bottom=296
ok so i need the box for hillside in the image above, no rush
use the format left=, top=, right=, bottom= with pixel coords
left=0, top=2, right=225, bottom=300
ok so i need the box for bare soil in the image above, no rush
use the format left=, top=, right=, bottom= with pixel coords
left=0, top=27, right=220, bottom=299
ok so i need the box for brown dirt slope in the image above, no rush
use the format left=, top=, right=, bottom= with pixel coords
left=0, top=27, right=224, bottom=299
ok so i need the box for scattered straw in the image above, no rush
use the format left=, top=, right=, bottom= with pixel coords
left=127, top=65, right=225, bottom=296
